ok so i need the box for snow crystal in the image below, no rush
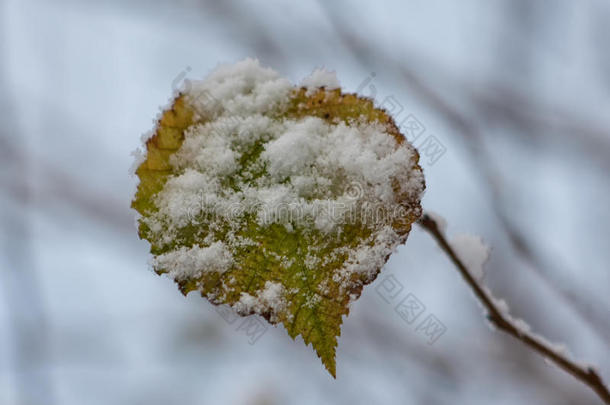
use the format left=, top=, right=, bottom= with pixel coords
left=129, top=148, right=146, bottom=176
left=153, top=241, right=233, bottom=280
left=300, top=67, right=340, bottom=95
left=451, top=234, right=489, bottom=281
left=234, top=281, right=288, bottom=322
left=187, top=58, right=293, bottom=119
left=341, top=226, right=401, bottom=282
left=480, top=285, right=574, bottom=366
left=261, top=117, right=326, bottom=177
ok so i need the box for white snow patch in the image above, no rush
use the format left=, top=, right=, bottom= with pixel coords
left=187, top=58, right=293, bottom=119
left=153, top=241, right=233, bottom=280
left=129, top=147, right=146, bottom=176
left=339, top=226, right=401, bottom=282
left=234, top=281, right=288, bottom=322
left=451, top=233, right=489, bottom=281
left=300, top=67, right=340, bottom=95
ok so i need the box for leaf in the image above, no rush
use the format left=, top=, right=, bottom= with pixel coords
left=132, top=60, right=424, bottom=377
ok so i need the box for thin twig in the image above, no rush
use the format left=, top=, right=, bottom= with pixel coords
left=418, top=213, right=610, bottom=404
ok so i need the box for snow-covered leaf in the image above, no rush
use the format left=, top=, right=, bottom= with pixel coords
left=131, top=59, right=425, bottom=376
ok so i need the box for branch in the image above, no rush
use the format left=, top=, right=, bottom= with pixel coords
left=417, top=213, right=610, bottom=404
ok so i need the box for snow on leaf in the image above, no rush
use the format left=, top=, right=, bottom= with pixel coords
left=131, top=59, right=425, bottom=377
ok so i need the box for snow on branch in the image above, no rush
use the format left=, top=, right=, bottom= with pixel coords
left=418, top=213, right=610, bottom=404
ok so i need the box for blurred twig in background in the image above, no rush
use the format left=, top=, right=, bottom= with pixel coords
left=0, top=20, right=57, bottom=403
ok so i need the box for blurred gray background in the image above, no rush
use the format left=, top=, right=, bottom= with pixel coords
left=1, top=0, right=609, bottom=404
